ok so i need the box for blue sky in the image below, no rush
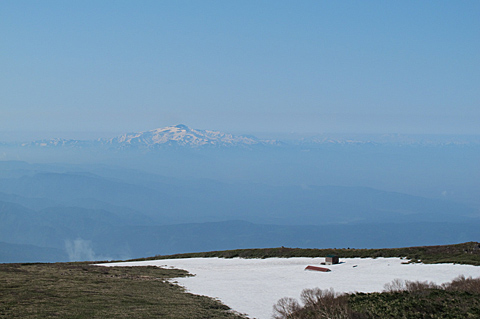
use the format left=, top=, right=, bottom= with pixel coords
left=1, top=1, right=479, bottom=140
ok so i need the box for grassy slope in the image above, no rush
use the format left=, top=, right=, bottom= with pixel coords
left=137, top=241, right=480, bottom=266
left=1, top=242, right=479, bottom=319
left=0, top=262, right=246, bottom=319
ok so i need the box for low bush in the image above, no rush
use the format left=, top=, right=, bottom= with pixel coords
left=383, top=278, right=439, bottom=293
left=274, top=276, right=480, bottom=319
left=444, top=275, right=480, bottom=294
left=272, top=297, right=301, bottom=319
left=273, top=288, right=351, bottom=319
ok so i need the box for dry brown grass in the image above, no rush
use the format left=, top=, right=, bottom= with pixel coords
left=0, top=262, right=246, bottom=319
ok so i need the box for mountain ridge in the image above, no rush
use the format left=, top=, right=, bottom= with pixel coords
left=104, top=124, right=267, bottom=148
left=14, top=124, right=480, bottom=149
left=20, top=124, right=280, bottom=149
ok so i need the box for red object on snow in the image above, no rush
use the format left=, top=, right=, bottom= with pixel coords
left=305, top=265, right=331, bottom=272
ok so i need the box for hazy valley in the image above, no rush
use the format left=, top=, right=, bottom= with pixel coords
left=0, top=125, right=479, bottom=262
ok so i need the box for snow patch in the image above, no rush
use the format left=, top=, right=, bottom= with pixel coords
left=98, top=257, right=480, bottom=319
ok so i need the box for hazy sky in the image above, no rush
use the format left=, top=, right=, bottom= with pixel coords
left=1, top=1, right=479, bottom=139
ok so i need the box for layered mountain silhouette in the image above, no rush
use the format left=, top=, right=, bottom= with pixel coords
left=21, top=124, right=277, bottom=149
left=18, top=124, right=480, bottom=149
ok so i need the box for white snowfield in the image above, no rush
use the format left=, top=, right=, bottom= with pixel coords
left=98, top=257, right=480, bottom=319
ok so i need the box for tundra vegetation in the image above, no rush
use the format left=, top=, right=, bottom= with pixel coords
left=137, top=241, right=480, bottom=266
left=0, top=262, right=246, bottom=319
left=273, top=276, right=480, bottom=318
left=1, top=242, right=479, bottom=318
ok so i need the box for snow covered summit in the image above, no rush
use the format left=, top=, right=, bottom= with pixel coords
left=105, top=124, right=261, bottom=148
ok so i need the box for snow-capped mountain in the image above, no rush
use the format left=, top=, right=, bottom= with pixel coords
left=16, top=125, right=479, bottom=149
left=104, top=124, right=264, bottom=148
left=17, top=124, right=280, bottom=150
left=21, top=138, right=97, bottom=148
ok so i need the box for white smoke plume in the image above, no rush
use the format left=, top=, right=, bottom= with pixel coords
left=65, top=238, right=96, bottom=262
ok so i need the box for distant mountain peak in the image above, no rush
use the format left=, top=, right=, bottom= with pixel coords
left=104, top=124, right=264, bottom=148
left=17, top=124, right=281, bottom=150
left=173, top=124, right=189, bottom=130
left=17, top=125, right=479, bottom=150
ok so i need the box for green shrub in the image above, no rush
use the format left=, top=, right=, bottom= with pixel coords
left=274, top=276, right=480, bottom=319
